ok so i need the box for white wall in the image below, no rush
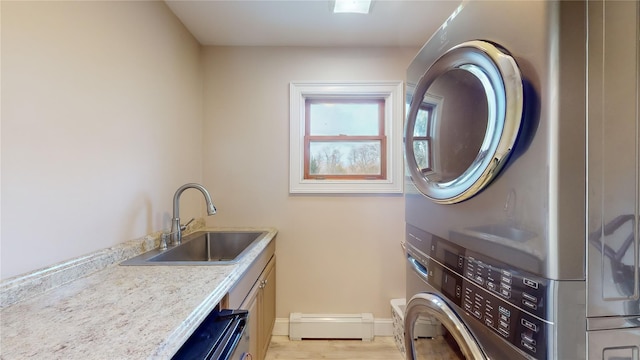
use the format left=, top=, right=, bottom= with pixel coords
left=201, top=47, right=416, bottom=317
left=1, top=1, right=204, bottom=279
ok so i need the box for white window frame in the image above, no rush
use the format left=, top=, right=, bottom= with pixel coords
left=289, top=81, right=404, bottom=194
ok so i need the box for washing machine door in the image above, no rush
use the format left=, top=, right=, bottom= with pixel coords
left=405, top=40, right=523, bottom=204
left=404, top=293, right=487, bottom=360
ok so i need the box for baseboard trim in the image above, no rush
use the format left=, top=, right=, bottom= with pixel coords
left=374, top=318, right=394, bottom=336
left=273, top=318, right=289, bottom=336
left=272, top=317, right=394, bottom=337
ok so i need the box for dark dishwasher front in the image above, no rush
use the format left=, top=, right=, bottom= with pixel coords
left=172, top=309, right=251, bottom=360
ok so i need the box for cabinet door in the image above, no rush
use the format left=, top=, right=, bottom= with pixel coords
left=259, top=257, right=276, bottom=358
left=240, top=282, right=260, bottom=359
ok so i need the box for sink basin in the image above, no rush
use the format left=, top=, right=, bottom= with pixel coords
left=121, top=230, right=266, bottom=266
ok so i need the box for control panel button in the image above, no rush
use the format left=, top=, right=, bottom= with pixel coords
left=464, top=301, right=472, bottom=312
left=521, top=333, right=536, bottom=346
left=500, top=288, right=511, bottom=299
left=521, top=340, right=537, bottom=353
left=473, top=309, right=483, bottom=320
left=523, top=300, right=538, bottom=310
left=523, top=278, right=539, bottom=289
left=485, top=317, right=494, bottom=327
left=521, top=318, right=539, bottom=332
left=484, top=301, right=494, bottom=311
left=522, top=292, right=537, bottom=303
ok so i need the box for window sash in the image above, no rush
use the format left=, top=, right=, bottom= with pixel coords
left=303, top=98, right=387, bottom=180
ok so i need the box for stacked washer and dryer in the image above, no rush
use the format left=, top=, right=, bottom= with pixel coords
left=403, top=1, right=639, bottom=359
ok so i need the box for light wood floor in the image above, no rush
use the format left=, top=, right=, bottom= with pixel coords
left=264, top=336, right=404, bottom=360
left=264, top=335, right=463, bottom=360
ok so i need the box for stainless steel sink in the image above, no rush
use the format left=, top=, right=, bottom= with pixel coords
left=121, top=230, right=266, bottom=265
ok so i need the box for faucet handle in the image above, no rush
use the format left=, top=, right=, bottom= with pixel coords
left=160, top=233, right=170, bottom=250
left=180, top=218, right=195, bottom=231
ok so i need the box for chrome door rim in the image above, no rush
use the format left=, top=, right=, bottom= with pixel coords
left=404, top=293, right=487, bottom=360
left=405, top=40, right=523, bottom=204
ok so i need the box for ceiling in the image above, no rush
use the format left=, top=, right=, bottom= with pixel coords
left=165, top=0, right=462, bottom=47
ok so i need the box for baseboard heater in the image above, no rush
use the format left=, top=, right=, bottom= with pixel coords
left=289, top=313, right=374, bottom=341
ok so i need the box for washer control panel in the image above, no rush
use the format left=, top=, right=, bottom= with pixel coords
left=460, top=276, right=547, bottom=358
left=463, top=254, right=546, bottom=320
left=406, top=224, right=550, bottom=359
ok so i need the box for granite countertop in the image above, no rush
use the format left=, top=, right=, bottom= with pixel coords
left=0, top=226, right=277, bottom=359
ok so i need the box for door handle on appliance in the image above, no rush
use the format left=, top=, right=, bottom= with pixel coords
left=408, top=255, right=429, bottom=279
left=400, top=240, right=406, bottom=252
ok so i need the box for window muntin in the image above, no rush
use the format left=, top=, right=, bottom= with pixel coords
left=304, top=99, right=386, bottom=180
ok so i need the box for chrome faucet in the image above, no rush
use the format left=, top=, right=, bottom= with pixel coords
left=170, top=183, right=217, bottom=245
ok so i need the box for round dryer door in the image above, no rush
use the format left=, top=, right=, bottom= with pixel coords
left=405, top=40, right=523, bottom=204
left=404, top=293, right=487, bottom=360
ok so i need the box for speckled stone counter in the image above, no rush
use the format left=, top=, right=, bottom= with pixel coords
left=0, top=226, right=277, bottom=359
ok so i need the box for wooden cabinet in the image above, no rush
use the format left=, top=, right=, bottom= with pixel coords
left=257, top=257, right=276, bottom=358
left=228, top=239, right=276, bottom=360
left=242, top=283, right=260, bottom=358
left=240, top=256, right=276, bottom=360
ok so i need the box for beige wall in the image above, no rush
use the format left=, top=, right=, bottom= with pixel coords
left=201, top=47, right=416, bottom=317
left=1, top=1, right=204, bottom=279
left=2, top=3, right=416, bottom=318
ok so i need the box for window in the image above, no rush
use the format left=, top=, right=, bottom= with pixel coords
left=407, top=92, right=442, bottom=178
left=290, top=81, right=403, bottom=194
left=412, top=102, right=435, bottom=173
left=305, top=99, right=386, bottom=180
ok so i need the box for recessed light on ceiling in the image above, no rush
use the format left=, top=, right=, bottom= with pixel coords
left=333, top=0, right=372, bottom=14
